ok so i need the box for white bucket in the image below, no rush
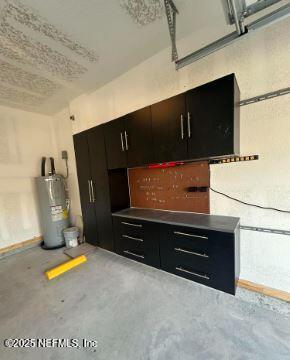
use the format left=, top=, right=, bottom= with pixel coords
left=63, top=227, right=79, bottom=248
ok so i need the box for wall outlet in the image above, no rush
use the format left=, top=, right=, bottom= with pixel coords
left=61, top=150, right=68, bottom=160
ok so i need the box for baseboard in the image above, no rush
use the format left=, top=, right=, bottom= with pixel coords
left=238, top=279, right=290, bottom=303
left=1, top=240, right=289, bottom=303
left=0, top=236, right=43, bottom=258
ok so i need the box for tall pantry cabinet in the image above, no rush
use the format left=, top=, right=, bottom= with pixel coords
left=73, top=125, right=114, bottom=250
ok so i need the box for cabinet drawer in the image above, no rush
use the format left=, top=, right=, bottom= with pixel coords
left=172, top=228, right=210, bottom=253
left=160, top=224, right=236, bottom=294
left=115, top=234, right=159, bottom=267
left=119, top=219, right=145, bottom=238
left=165, top=263, right=235, bottom=295
left=118, top=233, right=145, bottom=253
left=167, top=246, right=211, bottom=274
left=161, top=225, right=234, bottom=272
left=112, top=216, right=238, bottom=295
left=113, top=216, right=160, bottom=268
left=121, top=247, right=147, bottom=264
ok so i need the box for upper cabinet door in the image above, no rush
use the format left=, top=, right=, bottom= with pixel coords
left=151, top=94, right=187, bottom=163
left=87, top=126, right=114, bottom=251
left=104, top=117, right=127, bottom=169
left=125, top=106, right=153, bottom=168
left=73, top=132, right=98, bottom=246
left=186, top=74, right=240, bottom=159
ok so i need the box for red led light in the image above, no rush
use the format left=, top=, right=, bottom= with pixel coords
left=148, top=161, right=184, bottom=169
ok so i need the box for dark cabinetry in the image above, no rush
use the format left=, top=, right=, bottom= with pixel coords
left=186, top=74, right=239, bottom=159
left=73, top=126, right=114, bottom=250
left=104, top=74, right=240, bottom=167
left=104, top=107, right=153, bottom=169
left=151, top=94, right=187, bottom=162
left=125, top=107, right=153, bottom=167
left=113, top=217, right=160, bottom=268
left=112, top=213, right=240, bottom=295
left=109, top=169, right=130, bottom=213
left=159, top=225, right=238, bottom=295
left=74, top=73, right=241, bottom=277
left=73, top=132, right=98, bottom=245
left=103, top=117, right=127, bottom=170
left=150, top=74, right=240, bottom=163
left=87, top=127, right=114, bottom=250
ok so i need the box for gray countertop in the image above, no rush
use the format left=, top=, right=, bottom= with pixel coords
left=112, top=208, right=240, bottom=233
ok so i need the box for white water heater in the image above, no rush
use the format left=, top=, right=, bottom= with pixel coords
left=36, top=157, right=69, bottom=249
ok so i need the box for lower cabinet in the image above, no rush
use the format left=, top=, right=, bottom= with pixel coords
left=112, top=215, right=239, bottom=295
left=159, top=225, right=238, bottom=295
left=112, top=217, right=160, bottom=268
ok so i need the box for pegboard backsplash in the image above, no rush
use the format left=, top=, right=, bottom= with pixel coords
left=128, top=162, right=210, bottom=213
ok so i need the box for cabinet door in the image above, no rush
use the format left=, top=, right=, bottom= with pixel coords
left=87, top=126, right=114, bottom=251
left=104, top=117, right=127, bottom=169
left=151, top=94, right=187, bottom=163
left=73, top=132, right=98, bottom=245
left=125, top=107, right=153, bottom=167
left=186, top=74, right=238, bottom=159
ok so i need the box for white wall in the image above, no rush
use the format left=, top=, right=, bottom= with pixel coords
left=0, top=105, right=59, bottom=249
left=51, top=109, right=81, bottom=225
left=0, top=104, right=82, bottom=250
left=57, top=18, right=290, bottom=292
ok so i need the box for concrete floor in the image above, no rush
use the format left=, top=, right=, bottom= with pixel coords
left=0, top=247, right=289, bottom=360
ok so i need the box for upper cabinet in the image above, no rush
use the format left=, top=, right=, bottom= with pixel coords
left=104, top=106, right=153, bottom=169
left=104, top=116, right=127, bottom=170
left=125, top=107, right=154, bottom=168
left=186, top=74, right=240, bottom=159
left=151, top=94, right=187, bottom=163
left=104, top=73, right=240, bottom=169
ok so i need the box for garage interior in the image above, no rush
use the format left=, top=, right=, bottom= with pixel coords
left=0, top=0, right=290, bottom=359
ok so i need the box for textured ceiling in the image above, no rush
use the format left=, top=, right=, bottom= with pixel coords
left=0, top=0, right=231, bottom=114
left=120, top=0, right=164, bottom=25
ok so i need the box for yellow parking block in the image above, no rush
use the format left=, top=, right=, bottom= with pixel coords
left=45, top=255, right=87, bottom=280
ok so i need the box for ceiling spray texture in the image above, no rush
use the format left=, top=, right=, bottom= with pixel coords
left=0, top=0, right=98, bottom=110
left=120, top=0, right=165, bottom=25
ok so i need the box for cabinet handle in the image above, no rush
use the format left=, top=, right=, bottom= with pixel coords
left=174, top=247, right=209, bottom=258
left=121, top=221, right=142, bottom=228
left=120, top=132, right=125, bottom=151
left=90, top=180, right=95, bottom=202
left=124, top=130, right=129, bottom=150
left=88, top=180, right=92, bottom=203
left=187, top=112, right=191, bottom=138
left=123, top=250, right=144, bottom=259
left=176, top=266, right=210, bottom=280
left=122, top=234, right=143, bottom=242
left=174, top=231, right=208, bottom=240
left=180, top=115, right=184, bottom=139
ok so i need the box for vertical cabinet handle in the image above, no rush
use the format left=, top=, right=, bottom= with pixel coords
left=120, top=132, right=125, bottom=151
left=90, top=180, right=95, bottom=202
left=124, top=130, right=129, bottom=150
left=88, top=180, right=92, bottom=203
left=187, top=112, right=191, bottom=138
left=180, top=115, right=184, bottom=139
